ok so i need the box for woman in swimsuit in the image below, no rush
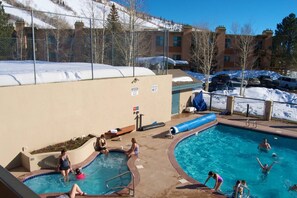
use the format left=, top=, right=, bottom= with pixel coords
left=97, top=134, right=109, bottom=155
left=126, top=138, right=139, bottom=158
left=56, top=183, right=86, bottom=198
left=57, top=149, right=72, bottom=182
left=204, top=171, right=224, bottom=191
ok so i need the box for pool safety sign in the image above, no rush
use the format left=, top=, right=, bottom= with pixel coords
left=151, top=84, right=158, bottom=93
left=131, top=87, right=139, bottom=96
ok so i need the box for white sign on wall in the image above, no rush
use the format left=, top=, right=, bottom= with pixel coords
left=152, top=85, right=158, bottom=93
left=131, top=87, right=139, bottom=96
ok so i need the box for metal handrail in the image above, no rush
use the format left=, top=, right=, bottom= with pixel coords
left=105, top=171, right=135, bottom=197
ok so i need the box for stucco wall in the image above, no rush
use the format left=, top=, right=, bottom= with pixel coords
left=178, top=90, right=193, bottom=113
left=0, top=75, right=172, bottom=169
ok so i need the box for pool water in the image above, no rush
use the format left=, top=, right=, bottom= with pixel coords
left=24, top=152, right=131, bottom=195
left=174, top=124, right=297, bottom=198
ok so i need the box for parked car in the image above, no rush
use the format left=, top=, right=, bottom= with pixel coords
left=247, top=77, right=261, bottom=87
left=211, top=74, right=231, bottom=84
left=258, top=75, right=278, bottom=88
left=208, top=82, right=228, bottom=92
left=276, top=76, right=297, bottom=90
left=231, top=77, right=248, bottom=86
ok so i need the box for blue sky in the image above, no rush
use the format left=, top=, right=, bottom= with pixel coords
left=146, top=0, right=297, bottom=34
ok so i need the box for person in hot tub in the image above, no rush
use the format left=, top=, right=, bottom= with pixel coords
left=75, top=168, right=85, bottom=180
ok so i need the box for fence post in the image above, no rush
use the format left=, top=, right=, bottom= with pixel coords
left=246, top=104, right=249, bottom=117
left=209, top=94, right=212, bottom=111
left=264, top=100, right=273, bottom=121
left=31, top=10, right=37, bottom=84
left=226, top=96, right=234, bottom=115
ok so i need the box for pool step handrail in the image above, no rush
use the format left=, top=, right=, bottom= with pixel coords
left=105, top=171, right=135, bottom=197
left=242, top=185, right=250, bottom=198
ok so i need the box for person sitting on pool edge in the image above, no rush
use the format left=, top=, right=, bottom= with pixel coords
left=125, top=138, right=139, bottom=158
left=57, top=149, right=72, bottom=182
left=56, top=183, right=86, bottom=198
left=256, top=157, right=276, bottom=174
left=204, top=171, right=223, bottom=192
left=258, top=138, right=271, bottom=151
left=96, top=134, right=109, bottom=155
left=75, top=168, right=85, bottom=180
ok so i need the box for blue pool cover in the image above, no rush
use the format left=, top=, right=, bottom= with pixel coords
left=170, top=113, right=216, bottom=134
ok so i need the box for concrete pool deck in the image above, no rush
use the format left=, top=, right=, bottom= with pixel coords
left=11, top=112, right=297, bottom=198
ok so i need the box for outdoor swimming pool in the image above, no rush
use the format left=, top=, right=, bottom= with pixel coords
left=24, top=152, right=131, bottom=195
left=174, top=124, right=297, bottom=198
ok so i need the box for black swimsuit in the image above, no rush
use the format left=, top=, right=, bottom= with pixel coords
left=59, top=157, right=70, bottom=170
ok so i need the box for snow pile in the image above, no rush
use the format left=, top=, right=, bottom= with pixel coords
left=172, top=76, right=193, bottom=82
left=0, top=61, right=155, bottom=86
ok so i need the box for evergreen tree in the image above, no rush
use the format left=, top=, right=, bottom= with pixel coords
left=273, top=13, right=297, bottom=73
left=0, top=1, right=13, bottom=38
left=106, top=3, right=122, bottom=33
left=0, top=1, right=14, bottom=59
left=105, top=4, right=124, bottom=65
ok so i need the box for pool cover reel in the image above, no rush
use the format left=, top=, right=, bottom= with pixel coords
left=170, top=113, right=216, bottom=134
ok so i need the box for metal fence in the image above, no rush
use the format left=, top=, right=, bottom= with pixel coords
left=202, top=92, right=297, bottom=122
left=234, top=96, right=265, bottom=116
left=1, top=5, right=170, bottom=86
left=272, top=101, right=297, bottom=122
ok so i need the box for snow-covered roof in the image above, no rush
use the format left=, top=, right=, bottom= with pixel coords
left=0, top=61, right=155, bottom=86
left=135, top=56, right=176, bottom=66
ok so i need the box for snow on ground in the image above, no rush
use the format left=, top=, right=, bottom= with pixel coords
left=188, top=70, right=297, bottom=121
left=3, top=0, right=181, bottom=30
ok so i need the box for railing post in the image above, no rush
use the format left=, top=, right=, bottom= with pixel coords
left=226, top=96, right=234, bottom=115
left=246, top=104, right=249, bottom=117
left=264, top=100, right=273, bottom=121
left=209, top=94, right=212, bottom=111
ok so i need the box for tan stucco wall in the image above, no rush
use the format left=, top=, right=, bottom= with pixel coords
left=178, top=90, right=192, bottom=113
left=0, top=75, right=172, bottom=169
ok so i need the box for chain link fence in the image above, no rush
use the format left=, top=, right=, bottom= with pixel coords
left=1, top=5, right=169, bottom=85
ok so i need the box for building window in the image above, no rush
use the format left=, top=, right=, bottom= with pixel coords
left=172, top=54, right=181, bottom=60
left=224, top=56, right=231, bottom=62
left=156, top=36, right=164, bottom=46
left=173, top=36, right=182, bottom=47
left=225, top=38, right=231, bottom=48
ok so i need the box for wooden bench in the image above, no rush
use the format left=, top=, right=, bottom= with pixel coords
left=104, top=125, right=135, bottom=139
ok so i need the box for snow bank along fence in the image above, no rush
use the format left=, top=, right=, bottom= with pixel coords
left=202, top=92, right=297, bottom=122
left=170, top=113, right=216, bottom=134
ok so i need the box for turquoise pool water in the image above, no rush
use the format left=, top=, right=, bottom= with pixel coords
left=24, top=152, right=131, bottom=195
left=174, top=124, right=297, bottom=198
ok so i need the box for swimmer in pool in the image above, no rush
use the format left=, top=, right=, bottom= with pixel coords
left=256, top=157, right=276, bottom=174
left=258, top=138, right=271, bottom=151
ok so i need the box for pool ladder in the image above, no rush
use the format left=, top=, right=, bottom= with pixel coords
left=105, top=171, right=135, bottom=197
left=235, top=185, right=250, bottom=198
left=246, top=119, right=257, bottom=128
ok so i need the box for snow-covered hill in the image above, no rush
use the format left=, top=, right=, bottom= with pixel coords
left=2, top=0, right=183, bottom=31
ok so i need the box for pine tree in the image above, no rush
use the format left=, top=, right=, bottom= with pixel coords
left=0, top=1, right=14, bottom=59
left=106, top=3, right=122, bottom=33
left=105, top=4, right=124, bottom=65
left=0, top=1, right=13, bottom=38
left=273, top=13, right=297, bottom=73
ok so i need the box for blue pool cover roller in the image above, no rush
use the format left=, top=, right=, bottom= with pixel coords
left=170, top=113, right=216, bottom=134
